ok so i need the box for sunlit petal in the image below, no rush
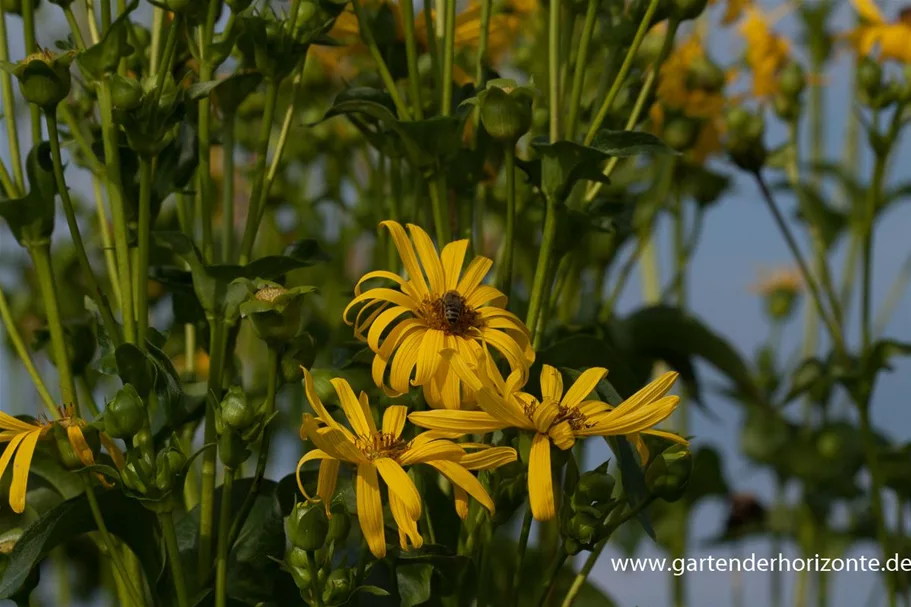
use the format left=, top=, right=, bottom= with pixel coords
left=440, top=240, right=469, bottom=291
left=426, top=459, right=495, bottom=515
left=357, top=464, right=387, bottom=558
left=528, top=433, right=555, bottom=521
left=560, top=367, right=608, bottom=410
left=381, top=221, right=429, bottom=296
left=407, top=223, right=446, bottom=294
left=375, top=458, right=422, bottom=520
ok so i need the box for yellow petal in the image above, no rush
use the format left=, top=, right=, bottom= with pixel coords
left=477, top=387, right=533, bottom=430
left=0, top=411, right=41, bottom=434
left=367, top=306, right=413, bottom=352
left=407, top=223, right=446, bottom=294
left=439, top=240, right=469, bottom=291
left=372, top=322, right=424, bottom=393
left=548, top=421, right=576, bottom=451
left=318, top=458, right=340, bottom=507
left=454, top=486, right=469, bottom=519
left=480, top=328, right=531, bottom=375
left=582, top=396, right=680, bottom=437
left=358, top=391, right=378, bottom=434
left=303, top=416, right=363, bottom=462
left=613, top=371, right=678, bottom=413
left=440, top=347, right=484, bottom=392
left=643, top=428, right=690, bottom=446
left=427, top=459, right=495, bottom=515
left=67, top=425, right=95, bottom=467
left=10, top=429, right=42, bottom=514
left=381, top=221, right=429, bottom=297
left=390, top=329, right=425, bottom=394
left=352, top=270, right=411, bottom=297
left=413, top=329, right=444, bottom=386
left=344, top=288, right=417, bottom=327
left=539, top=365, right=563, bottom=403
left=561, top=367, right=608, bottom=410
left=408, top=409, right=507, bottom=434
left=466, top=285, right=507, bottom=309
left=357, top=464, right=387, bottom=559
left=382, top=406, right=408, bottom=438
left=302, top=368, right=339, bottom=428
left=456, top=256, right=493, bottom=296
left=296, top=449, right=336, bottom=500
left=331, top=377, right=374, bottom=437
left=0, top=433, right=27, bottom=510
left=375, top=458, right=422, bottom=519
left=459, top=446, right=517, bottom=470
left=852, top=0, right=884, bottom=24
left=100, top=434, right=125, bottom=470
left=531, top=400, right=560, bottom=433
left=528, top=433, right=555, bottom=521
left=398, top=439, right=466, bottom=465
left=389, top=491, right=423, bottom=550
left=629, top=433, right=651, bottom=466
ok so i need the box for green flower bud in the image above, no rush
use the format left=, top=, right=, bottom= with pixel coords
left=219, top=386, right=255, bottom=431
left=322, top=568, right=352, bottom=604
left=218, top=428, right=252, bottom=469
left=686, top=56, right=726, bottom=93
left=778, top=62, right=806, bottom=99
left=1, top=0, right=40, bottom=15
left=567, top=511, right=601, bottom=545
left=288, top=547, right=310, bottom=569
left=765, top=287, right=799, bottom=321
left=52, top=424, right=99, bottom=470
left=155, top=448, right=187, bottom=493
left=672, top=0, right=708, bottom=22
left=327, top=502, right=351, bottom=543
left=287, top=501, right=329, bottom=552
left=122, top=451, right=155, bottom=495
left=575, top=471, right=615, bottom=504
left=238, top=279, right=316, bottom=346
left=724, top=108, right=766, bottom=172
left=564, top=538, right=583, bottom=556
left=645, top=446, right=693, bottom=502
left=474, top=80, right=535, bottom=143
left=773, top=94, right=801, bottom=122
left=163, top=0, right=192, bottom=13
left=857, top=57, right=882, bottom=99
left=110, top=73, right=142, bottom=110
left=290, top=565, right=312, bottom=591
left=104, top=384, right=146, bottom=439
left=8, top=49, right=75, bottom=110
left=662, top=115, right=701, bottom=152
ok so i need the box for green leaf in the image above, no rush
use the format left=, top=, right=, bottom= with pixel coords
left=76, top=0, right=140, bottom=80
left=604, top=436, right=655, bottom=541
left=185, top=80, right=221, bottom=102
left=685, top=447, right=729, bottom=506
left=210, top=72, right=263, bottom=115
left=0, top=142, right=57, bottom=247
left=114, top=343, right=154, bottom=395
left=0, top=488, right=161, bottom=599
left=590, top=129, right=677, bottom=157
left=396, top=563, right=433, bottom=607
left=531, top=138, right=612, bottom=203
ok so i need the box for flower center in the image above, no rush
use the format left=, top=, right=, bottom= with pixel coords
left=355, top=432, right=409, bottom=460
left=420, top=290, right=483, bottom=336
left=256, top=286, right=287, bottom=302
left=556, top=406, right=593, bottom=431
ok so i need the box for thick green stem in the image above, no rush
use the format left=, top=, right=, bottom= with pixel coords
left=83, top=478, right=146, bottom=606
left=547, top=0, right=560, bottom=141
left=45, top=113, right=122, bottom=345
left=197, top=0, right=221, bottom=263
left=511, top=507, right=534, bottom=607
left=215, top=469, right=235, bottom=607
left=63, top=6, right=88, bottom=49
left=535, top=544, right=568, bottom=607
left=30, top=244, right=78, bottom=408
left=99, top=78, right=137, bottom=343
left=474, top=0, right=492, bottom=87
left=862, top=156, right=886, bottom=352
left=221, top=113, right=237, bottom=262
left=21, top=0, right=42, bottom=145
left=428, top=173, right=450, bottom=245
left=526, top=196, right=560, bottom=340
left=400, top=0, right=425, bottom=117
left=91, top=176, right=122, bottom=308
left=198, top=317, right=228, bottom=578
left=159, top=511, right=190, bottom=607
left=584, top=0, right=663, bottom=145
left=351, top=0, right=411, bottom=119
left=0, top=283, right=57, bottom=416
left=238, top=81, right=280, bottom=264
left=306, top=551, right=325, bottom=607
left=565, top=0, right=598, bottom=139
left=441, top=0, right=456, bottom=116
left=0, top=3, right=24, bottom=192
left=136, top=157, right=154, bottom=347
left=498, top=145, right=517, bottom=297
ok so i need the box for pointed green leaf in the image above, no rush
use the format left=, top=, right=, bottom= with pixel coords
left=590, top=129, right=677, bottom=157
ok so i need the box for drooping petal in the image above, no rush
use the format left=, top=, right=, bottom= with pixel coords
left=344, top=288, right=418, bottom=325
left=439, top=240, right=469, bottom=291
left=408, top=410, right=507, bottom=434
left=317, top=458, right=340, bottom=506
left=367, top=306, right=414, bottom=352
left=331, top=378, right=375, bottom=437
left=408, top=224, right=446, bottom=294
left=67, top=425, right=95, bottom=467
left=372, top=321, right=424, bottom=393
left=352, top=269, right=411, bottom=297
left=643, top=428, right=690, bottom=446
left=356, top=464, right=387, bottom=558
left=424, top=334, right=462, bottom=409
left=531, top=400, right=560, bottom=434
left=0, top=412, right=41, bottom=434
left=10, top=429, right=42, bottom=514
left=381, top=221, right=429, bottom=297
left=454, top=486, right=469, bottom=519
left=302, top=416, right=364, bottom=463
left=296, top=448, right=337, bottom=500
left=303, top=368, right=338, bottom=428
left=480, top=328, right=531, bottom=375
left=0, top=433, right=27, bottom=509
left=539, top=366, right=564, bottom=403
left=560, top=367, right=608, bottom=410
left=528, top=433, right=555, bottom=521
left=459, top=446, right=517, bottom=470
left=440, top=347, right=484, bottom=392
left=581, top=396, right=681, bottom=437
left=99, top=434, right=125, bottom=470
left=382, top=406, right=408, bottom=439
left=398, top=439, right=466, bottom=465
left=389, top=329, right=425, bottom=394
left=548, top=422, right=576, bottom=451
left=375, top=458, right=422, bottom=519
left=426, top=459, right=495, bottom=515
left=456, top=256, right=493, bottom=296
left=389, top=491, right=423, bottom=550
left=413, top=329, right=444, bottom=386
left=465, top=285, right=507, bottom=309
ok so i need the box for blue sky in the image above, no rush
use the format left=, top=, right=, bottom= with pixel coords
left=3, top=1, right=911, bottom=606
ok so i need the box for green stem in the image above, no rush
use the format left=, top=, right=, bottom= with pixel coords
left=441, top=0, right=456, bottom=116
left=474, top=0, right=492, bottom=87
left=83, top=478, right=146, bottom=606
left=423, top=3, right=440, bottom=98
left=400, top=0, right=424, bottom=118
left=583, top=0, right=664, bottom=145
left=351, top=0, right=411, bottom=119
left=0, top=156, right=14, bottom=198
left=197, top=0, right=221, bottom=263
left=859, top=401, right=894, bottom=607
left=389, top=155, right=403, bottom=269
left=535, top=544, right=568, bottom=607
left=548, top=0, right=560, bottom=141
left=30, top=244, right=78, bottom=408
left=136, top=156, right=154, bottom=347
left=221, top=113, right=236, bottom=262
left=526, top=195, right=559, bottom=339
left=91, top=175, right=123, bottom=308
left=99, top=78, right=136, bottom=343
left=0, top=283, right=58, bottom=416
left=215, top=468, right=235, bottom=607
left=198, top=317, right=228, bottom=578
left=101, top=0, right=112, bottom=32
left=238, top=81, right=280, bottom=264
left=511, top=507, right=533, bottom=607
left=862, top=156, right=887, bottom=352
left=428, top=173, right=450, bottom=245
left=263, top=59, right=308, bottom=197
left=159, top=511, right=190, bottom=607
left=671, top=185, right=688, bottom=607
left=498, top=145, right=517, bottom=297
left=63, top=6, right=88, bottom=50
left=46, top=113, right=122, bottom=346
left=21, top=0, right=41, bottom=145
left=0, top=2, right=25, bottom=192
left=306, top=551, right=325, bottom=607
left=149, top=7, right=164, bottom=72
left=565, top=0, right=598, bottom=139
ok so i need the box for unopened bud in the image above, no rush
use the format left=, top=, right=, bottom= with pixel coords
left=645, top=446, right=693, bottom=502
left=322, top=568, right=352, bottom=603
left=110, top=73, right=142, bottom=110
left=287, top=501, right=329, bottom=552
left=575, top=471, right=615, bottom=504
left=327, top=502, right=351, bottom=543
left=104, top=384, right=146, bottom=439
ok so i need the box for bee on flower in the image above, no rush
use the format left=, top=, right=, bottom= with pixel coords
left=343, top=221, right=534, bottom=410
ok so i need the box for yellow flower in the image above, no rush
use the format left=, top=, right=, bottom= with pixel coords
left=409, top=355, right=687, bottom=521
left=0, top=412, right=52, bottom=513
left=296, top=369, right=515, bottom=558
left=751, top=266, right=802, bottom=297
left=847, top=0, right=911, bottom=63
left=740, top=9, right=790, bottom=98
left=343, top=221, right=533, bottom=410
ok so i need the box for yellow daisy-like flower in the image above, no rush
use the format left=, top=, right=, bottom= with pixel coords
left=409, top=355, right=686, bottom=521
left=343, top=220, right=533, bottom=410
left=740, top=9, right=791, bottom=98
left=296, top=369, right=516, bottom=558
left=751, top=266, right=802, bottom=298
left=847, top=0, right=911, bottom=63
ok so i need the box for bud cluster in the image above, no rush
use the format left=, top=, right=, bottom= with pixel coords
left=645, top=445, right=693, bottom=502
left=561, top=464, right=618, bottom=555
left=286, top=500, right=354, bottom=605
left=724, top=108, right=766, bottom=172
left=215, top=386, right=269, bottom=469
